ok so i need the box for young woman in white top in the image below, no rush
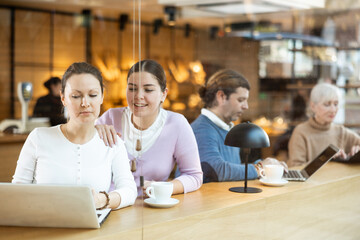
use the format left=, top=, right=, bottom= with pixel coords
left=12, top=62, right=137, bottom=210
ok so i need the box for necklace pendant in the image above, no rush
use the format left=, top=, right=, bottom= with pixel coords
left=131, top=159, right=137, bottom=172
left=136, top=139, right=142, bottom=151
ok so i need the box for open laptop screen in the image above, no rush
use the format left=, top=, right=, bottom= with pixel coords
left=303, top=144, right=339, bottom=177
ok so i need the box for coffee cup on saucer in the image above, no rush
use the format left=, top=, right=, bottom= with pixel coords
left=145, top=182, right=173, bottom=204
left=259, top=165, right=284, bottom=183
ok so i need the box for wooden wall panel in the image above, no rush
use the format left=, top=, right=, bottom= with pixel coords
left=14, top=11, right=51, bottom=118
left=53, top=14, right=85, bottom=71
left=92, top=19, right=121, bottom=107
left=174, top=27, right=195, bottom=62
left=0, top=9, right=11, bottom=121
left=119, top=24, right=148, bottom=68
left=148, top=26, right=172, bottom=65
left=196, top=31, right=260, bottom=120
left=196, top=30, right=230, bottom=64
left=0, top=7, right=261, bottom=122
left=15, top=10, right=50, bottom=64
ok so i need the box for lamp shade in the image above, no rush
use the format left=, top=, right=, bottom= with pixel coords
left=224, top=122, right=270, bottom=148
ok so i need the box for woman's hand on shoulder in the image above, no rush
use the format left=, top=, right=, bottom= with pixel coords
left=95, top=124, right=121, bottom=147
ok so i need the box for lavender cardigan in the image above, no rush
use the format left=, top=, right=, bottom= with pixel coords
left=97, top=107, right=203, bottom=194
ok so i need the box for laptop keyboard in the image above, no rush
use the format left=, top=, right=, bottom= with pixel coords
left=284, top=170, right=302, bottom=179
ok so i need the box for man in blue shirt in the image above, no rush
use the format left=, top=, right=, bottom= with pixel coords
left=191, top=69, right=285, bottom=183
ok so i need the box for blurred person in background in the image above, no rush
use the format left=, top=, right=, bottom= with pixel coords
left=33, top=77, right=67, bottom=126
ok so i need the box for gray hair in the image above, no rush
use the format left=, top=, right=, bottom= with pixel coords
left=308, top=83, right=341, bottom=116
left=310, top=83, right=341, bottom=104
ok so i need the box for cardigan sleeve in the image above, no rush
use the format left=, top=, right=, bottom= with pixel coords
left=12, top=129, right=38, bottom=183
left=110, top=137, right=137, bottom=209
left=192, top=118, right=258, bottom=182
left=96, top=108, right=115, bottom=126
left=287, top=126, right=308, bottom=167
left=173, top=115, right=203, bottom=193
left=96, top=108, right=124, bottom=134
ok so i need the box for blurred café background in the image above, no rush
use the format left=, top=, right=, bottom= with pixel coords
left=0, top=0, right=360, bottom=156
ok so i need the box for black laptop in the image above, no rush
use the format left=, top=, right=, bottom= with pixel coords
left=283, top=144, right=339, bottom=181
left=332, top=150, right=360, bottom=164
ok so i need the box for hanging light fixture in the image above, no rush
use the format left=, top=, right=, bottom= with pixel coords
left=119, top=14, right=129, bottom=31
left=209, top=26, right=219, bottom=40
left=164, top=6, right=176, bottom=26
left=185, top=23, right=191, bottom=38
left=81, top=9, right=92, bottom=28
left=153, top=19, right=163, bottom=35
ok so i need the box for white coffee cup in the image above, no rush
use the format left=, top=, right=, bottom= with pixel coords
left=145, top=182, right=173, bottom=203
left=259, top=165, right=284, bottom=182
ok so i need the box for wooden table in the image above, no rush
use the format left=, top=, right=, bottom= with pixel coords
left=1, top=162, right=359, bottom=240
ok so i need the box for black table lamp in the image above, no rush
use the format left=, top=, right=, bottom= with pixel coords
left=225, top=121, right=270, bottom=193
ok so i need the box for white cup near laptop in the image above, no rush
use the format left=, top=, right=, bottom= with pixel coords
left=146, top=182, right=173, bottom=203
left=259, top=165, right=288, bottom=186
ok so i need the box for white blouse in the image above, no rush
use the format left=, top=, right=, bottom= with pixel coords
left=12, top=125, right=137, bottom=209
left=122, top=107, right=167, bottom=158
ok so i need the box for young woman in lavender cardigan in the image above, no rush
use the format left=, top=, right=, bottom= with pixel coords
left=95, top=59, right=203, bottom=195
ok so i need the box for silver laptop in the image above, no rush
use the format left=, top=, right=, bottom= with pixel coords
left=283, top=144, right=339, bottom=181
left=0, top=183, right=111, bottom=228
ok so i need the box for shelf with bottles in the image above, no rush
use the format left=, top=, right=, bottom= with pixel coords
left=259, top=39, right=338, bottom=84
left=286, top=83, right=360, bottom=90
left=259, top=77, right=318, bottom=92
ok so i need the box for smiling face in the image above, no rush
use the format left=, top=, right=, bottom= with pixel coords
left=311, top=98, right=339, bottom=125
left=217, top=87, right=249, bottom=124
left=61, top=73, right=103, bottom=125
left=126, top=72, right=167, bottom=125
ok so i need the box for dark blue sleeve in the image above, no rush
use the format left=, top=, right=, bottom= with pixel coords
left=191, top=118, right=258, bottom=182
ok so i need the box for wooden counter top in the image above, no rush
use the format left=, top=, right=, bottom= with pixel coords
left=0, top=133, right=28, bottom=144
left=0, top=162, right=359, bottom=240
left=0, top=133, right=29, bottom=182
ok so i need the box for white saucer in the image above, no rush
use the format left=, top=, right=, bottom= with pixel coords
left=144, top=198, right=179, bottom=208
left=259, top=178, right=288, bottom=187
